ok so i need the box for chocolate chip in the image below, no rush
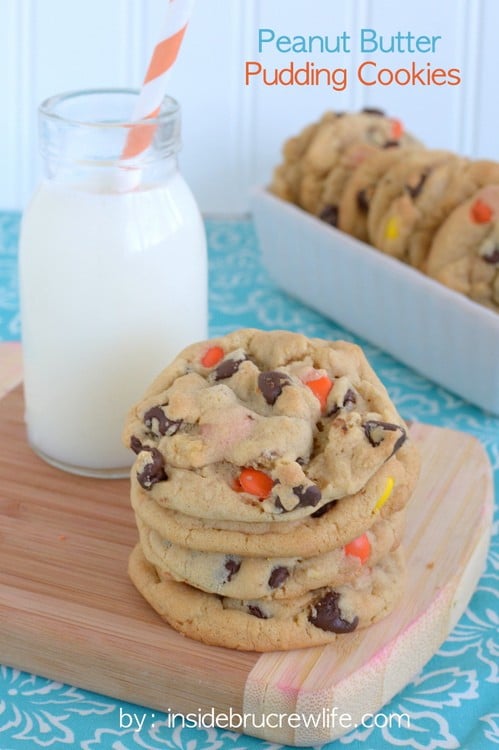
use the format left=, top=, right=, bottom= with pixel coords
left=343, top=389, right=357, bottom=409
left=383, top=140, right=401, bottom=149
left=405, top=170, right=428, bottom=200
left=258, top=371, right=291, bottom=405
left=248, top=605, right=268, bottom=619
left=311, top=500, right=338, bottom=518
left=364, top=420, right=407, bottom=455
left=308, top=591, right=359, bottom=633
left=224, top=557, right=242, bottom=582
left=482, top=245, right=499, bottom=264
left=362, top=107, right=385, bottom=116
left=393, top=428, right=407, bottom=455
left=136, top=447, right=167, bottom=490
left=320, top=204, right=339, bottom=227
left=292, top=484, right=322, bottom=508
left=130, top=436, right=143, bottom=454
left=364, top=420, right=396, bottom=446
left=268, top=566, right=289, bottom=589
left=214, top=356, right=247, bottom=381
left=144, top=406, right=182, bottom=437
left=356, top=189, right=370, bottom=213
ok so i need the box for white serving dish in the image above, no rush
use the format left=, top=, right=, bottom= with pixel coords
left=251, top=188, right=499, bottom=417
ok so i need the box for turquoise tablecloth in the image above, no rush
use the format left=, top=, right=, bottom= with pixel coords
left=0, top=212, right=498, bottom=750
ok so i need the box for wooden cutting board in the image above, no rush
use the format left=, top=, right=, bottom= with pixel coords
left=0, top=385, right=493, bottom=746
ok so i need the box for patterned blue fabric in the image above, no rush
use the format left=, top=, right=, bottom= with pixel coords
left=0, top=213, right=20, bottom=341
left=0, top=213, right=498, bottom=750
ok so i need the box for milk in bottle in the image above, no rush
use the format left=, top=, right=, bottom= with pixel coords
left=19, top=89, right=207, bottom=477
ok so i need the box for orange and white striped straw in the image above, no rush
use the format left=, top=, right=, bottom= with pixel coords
left=123, top=0, right=194, bottom=159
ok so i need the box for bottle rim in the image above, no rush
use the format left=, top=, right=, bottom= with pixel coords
left=38, top=88, right=181, bottom=168
left=39, top=88, right=179, bottom=128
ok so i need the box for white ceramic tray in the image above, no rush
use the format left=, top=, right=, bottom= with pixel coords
left=251, top=188, right=499, bottom=417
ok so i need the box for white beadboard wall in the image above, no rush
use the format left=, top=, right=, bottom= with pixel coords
left=1, top=0, right=498, bottom=213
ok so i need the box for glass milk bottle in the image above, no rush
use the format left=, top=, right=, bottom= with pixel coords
left=19, top=89, right=207, bottom=478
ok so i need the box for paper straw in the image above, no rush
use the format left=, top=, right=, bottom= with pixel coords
left=123, top=0, right=194, bottom=159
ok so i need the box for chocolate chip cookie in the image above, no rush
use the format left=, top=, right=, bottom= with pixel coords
left=316, top=142, right=381, bottom=223
left=124, top=329, right=411, bottom=524
left=124, top=329, right=420, bottom=651
left=270, top=113, right=336, bottom=204
left=367, top=149, right=455, bottom=256
left=130, top=440, right=418, bottom=557
left=129, top=543, right=406, bottom=651
left=338, top=147, right=411, bottom=242
left=137, top=508, right=405, bottom=600
left=298, top=110, right=420, bottom=213
left=425, top=184, right=499, bottom=309
left=412, top=159, right=499, bottom=271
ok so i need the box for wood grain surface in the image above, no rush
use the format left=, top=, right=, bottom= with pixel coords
left=0, top=385, right=493, bottom=746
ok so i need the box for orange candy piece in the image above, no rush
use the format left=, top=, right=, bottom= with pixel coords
left=390, top=118, right=404, bottom=140
left=201, top=345, right=224, bottom=368
left=237, top=468, right=274, bottom=499
left=305, top=375, right=333, bottom=411
left=470, top=199, right=493, bottom=224
left=344, top=533, right=371, bottom=564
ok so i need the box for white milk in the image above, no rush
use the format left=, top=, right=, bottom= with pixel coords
left=19, top=176, right=207, bottom=475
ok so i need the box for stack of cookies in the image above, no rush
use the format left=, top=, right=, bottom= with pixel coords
left=124, top=329, right=420, bottom=652
left=270, top=109, right=499, bottom=311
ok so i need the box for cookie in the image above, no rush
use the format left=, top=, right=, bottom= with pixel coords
left=373, top=154, right=467, bottom=263
left=130, top=440, right=419, bottom=558
left=338, top=147, right=411, bottom=242
left=269, top=113, right=336, bottom=203
left=400, top=156, right=470, bottom=268
left=298, top=110, right=419, bottom=213
left=129, top=544, right=405, bottom=651
left=123, top=329, right=412, bottom=524
left=367, top=149, right=454, bottom=253
left=137, top=508, right=405, bottom=600
left=316, top=142, right=381, bottom=222
left=411, top=159, right=499, bottom=271
left=425, top=184, right=499, bottom=309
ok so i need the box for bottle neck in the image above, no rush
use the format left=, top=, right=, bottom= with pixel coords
left=38, top=89, right=181, bottom=191
left=41, top=152, right=179, bottom=192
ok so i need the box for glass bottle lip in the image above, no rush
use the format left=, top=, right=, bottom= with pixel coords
left=38, top=88, right=181, bottom=169
left=39, top=88, right=179, bottom=128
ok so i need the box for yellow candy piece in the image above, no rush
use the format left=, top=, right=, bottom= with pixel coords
left=373, top=476, right=395, bottom=513
left=385, top=216, right=399, bottom=240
